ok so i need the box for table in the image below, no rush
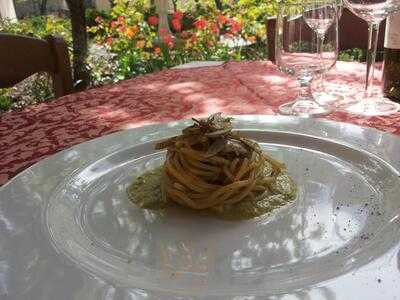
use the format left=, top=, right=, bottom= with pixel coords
left=1, top=60, right=400, bottom=186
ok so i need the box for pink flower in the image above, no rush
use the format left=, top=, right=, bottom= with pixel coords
left=194, top=19, right=207, bottom=30
left=111, top=21, right=118, bottom=28
left=117, top=25, right=126, bottom=33
left=172, top=18, right=182, bottom=32
left=95, top=16, right=103, bottom=24
left=224, top=33, right=233, bottom=39
left=148, top=16, right=159, bottom=26
left=117, top=16, right=126, bottom=24
left=180, top=31, right=191, bottom=39
left=173, top=10, right=184, bottom=20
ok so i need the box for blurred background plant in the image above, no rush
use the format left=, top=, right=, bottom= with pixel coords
left=0, top=15, right=71, bottom=42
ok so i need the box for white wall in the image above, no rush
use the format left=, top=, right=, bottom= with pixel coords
left=0, top=0, right=17, bottom=21
left=94, top=0, right=111, bottom=11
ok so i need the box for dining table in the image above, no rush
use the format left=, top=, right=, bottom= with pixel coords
left=1, top=60, right=400, bottom=186
left=2, top=60, right=400, bottom=300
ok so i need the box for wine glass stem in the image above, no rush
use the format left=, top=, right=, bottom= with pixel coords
left=365, top=22, right=380, bottom=96
left=317, top=35, right=325, bottom=90
left=298, top=72, right=314, bottom=100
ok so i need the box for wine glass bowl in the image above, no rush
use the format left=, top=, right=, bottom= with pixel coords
left=304, top=4, right=336, bottom=37
left=339, top=0, right=400, bottom=115
left=343, top=0, right=400, bottom=23
left=304, top=2, right=339, bottom=71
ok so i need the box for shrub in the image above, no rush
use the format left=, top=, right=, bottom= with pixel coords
left=0, top=89, right=12, bottom=111
left=0, top=15, right=72, bottom=44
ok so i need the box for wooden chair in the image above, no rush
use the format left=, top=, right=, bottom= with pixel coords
left=266, top=8, right=386, bottom=62
left=0, top=33, right=74, bottom=98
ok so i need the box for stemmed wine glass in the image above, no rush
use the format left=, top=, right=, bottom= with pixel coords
left=306, top=1, right=343, bottom=105
left=275, top=0, right=339, bottom=116
left=340, top=0, right=400, bottom=115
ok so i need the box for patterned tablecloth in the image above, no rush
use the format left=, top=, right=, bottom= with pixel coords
left=1, top=60, right=400, bottom=186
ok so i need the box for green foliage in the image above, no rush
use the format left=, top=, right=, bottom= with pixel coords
left=86, top=8, right=111, bottom=27
left=338, top=48, right=384, bottom=62
left=0, top=89, right=12, bottom=111
left=0, top=73, right=54, bottom=111
left=28, top=73, right=54, bottom=101
left=0, top=16, right=72, bottom=44
left=338, top=48, right=365, bottom=62
left=87, top=45, right=117, bottom=86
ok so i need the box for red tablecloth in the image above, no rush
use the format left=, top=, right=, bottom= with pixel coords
left=1, top=60, right=400, bottom=186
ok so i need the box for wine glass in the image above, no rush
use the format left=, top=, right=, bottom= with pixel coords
left=275, top=0, right=339, bottom=116
left=306, top=0, right=343, bottom=105
left=339, top=0, right=400, bottom=116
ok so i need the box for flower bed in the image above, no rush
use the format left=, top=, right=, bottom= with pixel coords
left=88, top=0, right=268, bottom=83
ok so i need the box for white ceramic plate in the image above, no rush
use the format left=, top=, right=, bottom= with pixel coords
left=1, top=116, right=400, bottom=300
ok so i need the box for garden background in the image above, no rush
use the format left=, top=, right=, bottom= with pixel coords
left=0, top=0, right=366, bottom=111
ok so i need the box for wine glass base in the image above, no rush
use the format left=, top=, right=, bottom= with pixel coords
left=279, top=100, right=332, bottom=117
left=338, top=98, right=400, bottom=116
left=314, top=92, right=344, bottom=107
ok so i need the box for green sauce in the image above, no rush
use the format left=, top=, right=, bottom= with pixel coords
left=127, top=167, right=297, bottom=220
left=127, top=167, right=166, bottom=209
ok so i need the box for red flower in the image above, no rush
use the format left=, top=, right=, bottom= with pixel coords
left=228, top=19, right=242, bottom=34
left=173, top=10, right=184, bottom=20
left=161, top=33, right=175, bottom=48
left=191, top=34, right=197, bottom=43
left=162, top=34, right=173, bottom=44
left=147, top=16, right=159, bottom=26
left=217, top=15, right=228, bottom=25
left=154, top=47, right=161, bottom=55
left=159, top=28, right=168, bottom=35
left=194, top=19, right=207, bottom=30
left=172, top=18, right=182, bottom=32
left=210, top=23, right=219, bottom=35
left=95, top=16, right=103, bottom=24
left=106, top=36, right=113, bottom=46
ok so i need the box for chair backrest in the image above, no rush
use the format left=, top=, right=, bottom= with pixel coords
left=0, top=33, right=74, bottom=98
left=266, top=8, right=386, bottom=62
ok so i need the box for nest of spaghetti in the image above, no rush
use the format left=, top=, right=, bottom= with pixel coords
left=155, top=114, right=296, bottom=214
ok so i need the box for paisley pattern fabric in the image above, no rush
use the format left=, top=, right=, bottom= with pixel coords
left=1, top=61, right=399, bottom=185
